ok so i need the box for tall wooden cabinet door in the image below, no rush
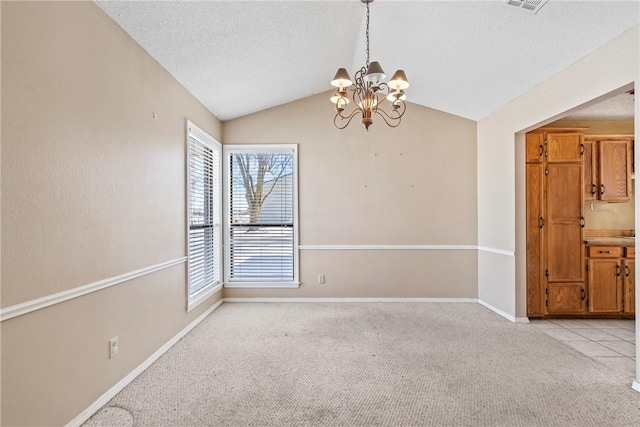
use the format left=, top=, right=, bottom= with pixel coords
left=526, top=133, right=544, bottom=163
left=598, top=140, right=631, bottom=202
left=583, top=140, right=597, bottom=201
left=547, top=283, right=586, bottom=314
left=545, top=163, right=584, bottom=283
left=546, top=133, right=584, bottom=163
left=526, top=163, right=544, bottom=316
left=588, top=259, right=623, bottom=313
left=623, top=259, right=635, bottom=314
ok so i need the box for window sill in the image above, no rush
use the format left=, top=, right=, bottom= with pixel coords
left=187, top=282, right=223, bottom=312
left=224, top=281, right=300, bottom=289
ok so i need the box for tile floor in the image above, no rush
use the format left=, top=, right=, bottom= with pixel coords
left=530, top=318, right=637, bottom=379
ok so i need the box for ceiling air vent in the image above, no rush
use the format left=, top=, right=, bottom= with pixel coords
left=505, top=0, right=549, bottom=15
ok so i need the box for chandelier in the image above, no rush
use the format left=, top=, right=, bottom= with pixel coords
left=330, top=0, right=409, bottom=131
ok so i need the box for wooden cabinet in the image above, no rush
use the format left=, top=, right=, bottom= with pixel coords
left=526, top=132, right=545, bottom=163
left=583, top=136, right=633, bottom=202
left=587, top=257, right=622, bottom=313
left=586, top=245, right=634, bottom=314
left=623, top=248, right=635, bottom=315
left=583, top=140, right=596, bottom=201
left=526, top=162, right=544, bottom=315
left=546, top=163, right=585, bottom=283
left=526, top=129, right=585, bottom=316
left=546, top=133, right=584, bottom=163
left=547, top=283, right=586, bottom=314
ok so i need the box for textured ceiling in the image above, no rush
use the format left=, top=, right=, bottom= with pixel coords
left=564, top=92, right=635, bottom=120
left=96, top=1, right=640, bottom=122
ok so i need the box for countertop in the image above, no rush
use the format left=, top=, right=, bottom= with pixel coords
left=584, top=236, right=635, bottom=246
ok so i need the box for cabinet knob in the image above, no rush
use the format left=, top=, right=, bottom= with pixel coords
left=600, top=184, right=606, bottom=195
left=625, top=265, right=631, bottom=277
left=591, top=184, right=597, bottom=195
left=616, top=264, right=621, bottom=276
left=599, top=250, right=612, bottom=254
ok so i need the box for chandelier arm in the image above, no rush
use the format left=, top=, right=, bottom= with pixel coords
left=352, top=86, right=365, bottom=109
left=379, top=99, right=407, bottom=119
left=374, top=110, right=402, bottom=128
left=334, top=109, right=362, bottom=129
left=335, top=102, right=359, bottom=120
left=375, top=107, right=405, bottom=128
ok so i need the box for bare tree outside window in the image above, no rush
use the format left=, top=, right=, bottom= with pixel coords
left=232, top=153, right=293, bottom=224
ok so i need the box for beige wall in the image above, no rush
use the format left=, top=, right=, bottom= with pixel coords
left=1, top=2, right=222, bottom=425
left=583, top=185, right=635, bottom=231
left=477, top=26, right=639, bottom=322
left=223, top=93, right=478, bottom=299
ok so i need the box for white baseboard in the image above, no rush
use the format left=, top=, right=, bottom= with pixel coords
left=223, top=297, right=479, bottom=303
left=477, top=299, right=528, bottom=323
left=633, top=381, right=640, bottom=393
left=66, top=299, right=224, bottom=427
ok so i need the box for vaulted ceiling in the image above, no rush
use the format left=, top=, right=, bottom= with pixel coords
left=96, top=1, right=639, bottom=122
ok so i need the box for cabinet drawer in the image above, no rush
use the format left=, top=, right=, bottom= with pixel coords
left=625, top=247, right=635, bottom=259
left=588, top=246, right=622, bottom=258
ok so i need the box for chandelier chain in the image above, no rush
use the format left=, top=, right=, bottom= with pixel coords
left=365, top=1, right=370, bottom=68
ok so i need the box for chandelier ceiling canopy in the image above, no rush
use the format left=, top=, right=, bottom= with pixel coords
left=330, top=0, right=409, bottom=131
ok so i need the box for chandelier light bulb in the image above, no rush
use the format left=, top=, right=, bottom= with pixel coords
left=363, top=61, right=386, bottom=85
left=389, top=70, right=410, bottom=90
left=331, top=68, right=353, bottom=88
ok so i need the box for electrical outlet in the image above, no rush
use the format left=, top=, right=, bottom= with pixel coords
left=318, top=274, right=325, bottom=284
left=109, top=336, right=119, bottom=359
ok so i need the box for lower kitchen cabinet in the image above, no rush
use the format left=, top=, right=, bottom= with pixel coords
left=547, top=283, right=586, bottom=314
left=587, top=257, right=623, bottom=313
left=586, top=245, right=634, bottom=315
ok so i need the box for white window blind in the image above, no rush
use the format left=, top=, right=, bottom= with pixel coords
left=225, top=146, right=298, bottom=286
left=187, top=122, right=221, bottom=308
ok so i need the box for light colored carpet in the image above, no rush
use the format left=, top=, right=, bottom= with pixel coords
left=84, top=303, right=640, bottom=426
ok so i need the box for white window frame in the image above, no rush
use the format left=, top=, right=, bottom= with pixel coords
left=186, top=121, right=223, bottom=311
left=223, top=144, right=299, bottom=288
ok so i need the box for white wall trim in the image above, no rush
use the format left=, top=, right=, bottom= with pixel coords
left=66, top=299, right=224, bottom=427
left=632, top=381, right=640, bottom=393
left=223, top=297, right=479, bottom=303
left=478, top=299, right=521, bottom=323
left=298, top=245, right=514, bottom=256
left=299, top=244, right=478, bottom=250
left=477, top=246, right=515, bottom=256
left=0, top=257, right=187, bottom=322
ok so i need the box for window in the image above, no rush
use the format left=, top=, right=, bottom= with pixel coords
left=224, top=145, right=298, bottom=287
left=186, top=122, right=222, bottom=310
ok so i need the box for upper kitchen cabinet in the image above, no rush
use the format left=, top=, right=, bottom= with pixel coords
left=546, top=132, right=584, bottom=163
left=584, top=135, right=633, bottom=202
